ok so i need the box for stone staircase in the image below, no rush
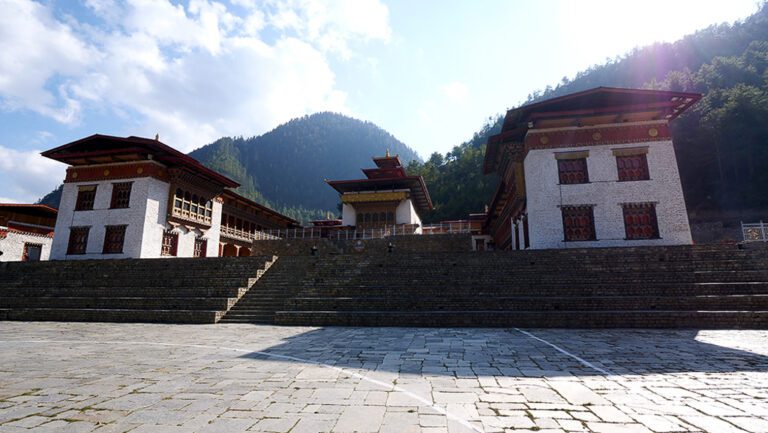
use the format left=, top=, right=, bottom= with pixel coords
left=0, top=256, right=276, bottom=323
left=239, top=244, right=768, bottom=328
left=219, top=256, right=314, bottom=324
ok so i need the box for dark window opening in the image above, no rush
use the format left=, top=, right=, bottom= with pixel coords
left=557, top=158, right=589, bottom=184
left=561, top=206, right=596, bottom=241
left=67, top=226, right=90, bottom=255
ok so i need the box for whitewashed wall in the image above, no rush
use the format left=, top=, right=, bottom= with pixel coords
left=341, top=203, right=356, bottom=226
left=396, top=199, right=423, bottom=233
left=524, top=139, right=692, bottom=249
left=51, top=177, right=164, bottom=260
left=0, top=231, right=53, bottom=262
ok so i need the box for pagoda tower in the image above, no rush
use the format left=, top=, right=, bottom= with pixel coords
left=326, top=152, right=432, bottom=233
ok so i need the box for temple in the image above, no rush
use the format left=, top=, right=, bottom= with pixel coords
left=41, top=134, right=297, bottom=260
left=484, top=87, right=700, bottom=250
left=0, top=204, right=57, bottom=261
left=326, top=152, right=432, bottom=234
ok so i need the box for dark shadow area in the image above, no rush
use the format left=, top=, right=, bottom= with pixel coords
left=238, top=326, right=768, bottom=377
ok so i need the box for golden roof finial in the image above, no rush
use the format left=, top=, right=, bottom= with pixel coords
left=385, top=148, right=390, bottom=157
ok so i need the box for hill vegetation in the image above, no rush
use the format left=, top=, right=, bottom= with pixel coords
left=409, top=3, right=768, bottom=222
left=189, top=112, right=419, bottom=223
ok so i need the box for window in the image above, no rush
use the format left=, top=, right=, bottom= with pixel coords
left=67, top=226, right=90, bottom=255
left=557, top=158, right=589, bottom=184
left=110, top=182, right=132, bottom=208
left=103, top=225, right=127, bottom=254
left=22, top=243, right=42, bottom=261
left=194, top=237, right=207, bottom=258
left=617, top=154, right=650, bottom=181
left=75, top=185, right=97, bottom=211
left=623, top=203, right=659, bottom=240
left=161, top=230, right=178, bottom=256
left=561, top=206, right=596, bottom=241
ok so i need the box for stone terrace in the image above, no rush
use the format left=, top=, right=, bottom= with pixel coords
left=1, top=322, right=767, bottom=432
left=227, top=244, right=768, bottom=327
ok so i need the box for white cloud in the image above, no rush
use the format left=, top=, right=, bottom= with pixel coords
left=0, top=0, right=97, bottom=123
left=0, top=145, right=67, bottom=203
left=0, top=0, right=390, bottom=152
left=267, top=0, right=391, bottom=58
left=442, top=81, right=469, bottom=103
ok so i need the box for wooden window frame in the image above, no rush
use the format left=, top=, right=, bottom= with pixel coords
left=193, top=237, right=207, bottom=258
left=556, top=158, right=590, bottom=184
left=102, top=225, right=127, bottom=254
left=161, top=230, right=178, bottom=256
left=67, top=226, right=90, bottom=255
left=110, top=182, right=133, bottom=209
left=561, top=205, right=596, bottom=242
left=616, top=154, right=650, bottom=182
left=75, top=185, right=97, bottom=211
left=622, top=203, right=660, bottom=240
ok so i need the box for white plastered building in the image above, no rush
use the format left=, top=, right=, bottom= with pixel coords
left=42, top=134, right=238, bottom=260
left=484, top=87, right=701, bottom=250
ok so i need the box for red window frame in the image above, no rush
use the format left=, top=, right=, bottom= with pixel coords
left=623, top=203, right=660, bottom=240
left=193, top=237, right=207, bottom=258
left=67, top=226, right=90, bottom=255
left=75, top=185, right=97, bottom=211
left=22, top=243, right=43, bottom=261
left=617, top=154, right=650, bottom=181
left=110, top=182, right=133, bottom=209
left=102, top=225, right=127, bottom=254
left=557, top=158, right=589, bottom=184
left=561, top=206, right=596, bottom=241
left=161, top=230, right=178, bottom=256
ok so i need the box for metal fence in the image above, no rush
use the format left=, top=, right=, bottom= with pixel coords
left=252, top=222, right=474, bottom=241
left=742, top=221, right=767, bottom=242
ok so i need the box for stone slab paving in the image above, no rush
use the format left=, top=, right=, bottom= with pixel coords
left=0, top=323, right=767, bottom=432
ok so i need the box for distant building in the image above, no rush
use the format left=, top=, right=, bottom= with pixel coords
left=0, top=204, right=57, bottom=262
left=326, top=152, right=433, bottom=234
left=484, top=87, right=700, bottom=250
left=41, top=134, right=297, bottom=259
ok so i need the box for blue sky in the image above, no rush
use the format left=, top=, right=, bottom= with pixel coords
left=0, top=0, right=760, bottom=203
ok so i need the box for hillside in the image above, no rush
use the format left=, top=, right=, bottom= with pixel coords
left=189, top=112, right=419, bottom=222
left=39, top=113, right=420, bottom=223
left=409, top=3, right=768, bottom=222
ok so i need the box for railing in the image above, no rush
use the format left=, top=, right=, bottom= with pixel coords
left=170, top=207, right=212, bottom=226
left=742, top=221, right=767, bottom=242
left=220, top=226, right=256, bottom=242
left=252, top=222, right=474, bottom=241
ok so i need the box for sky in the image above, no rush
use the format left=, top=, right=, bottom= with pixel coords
left=0, top=0, right=761, bottom=203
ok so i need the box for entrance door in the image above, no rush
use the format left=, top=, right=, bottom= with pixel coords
left=23, top=243, right=42, bottom=261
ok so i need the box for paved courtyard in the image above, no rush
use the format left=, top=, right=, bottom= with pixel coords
left=0, top=323, right=767, bottom=433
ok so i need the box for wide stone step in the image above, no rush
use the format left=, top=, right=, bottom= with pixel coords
left=285, top=295, right=768, bottom=311
left=2, top=287, right=244, bottom=298
left=274, top=310, right=768, bottom=328
left=0, top=296, right=233, bottom=310
left=298, top=283, right=768, bottom=297
left=0, top=308, right=219, bottom=324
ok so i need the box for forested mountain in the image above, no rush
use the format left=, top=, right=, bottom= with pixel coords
left=189, top=112, right=419, bottom=222
left=38, top=113, right=419, bottom=223
left=408, top=3, right=768, bottom=222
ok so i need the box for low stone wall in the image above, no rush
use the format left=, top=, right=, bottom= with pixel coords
left=250, top=234, right=473, bottom=256
left=690, top=221, right=743, bottom=244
